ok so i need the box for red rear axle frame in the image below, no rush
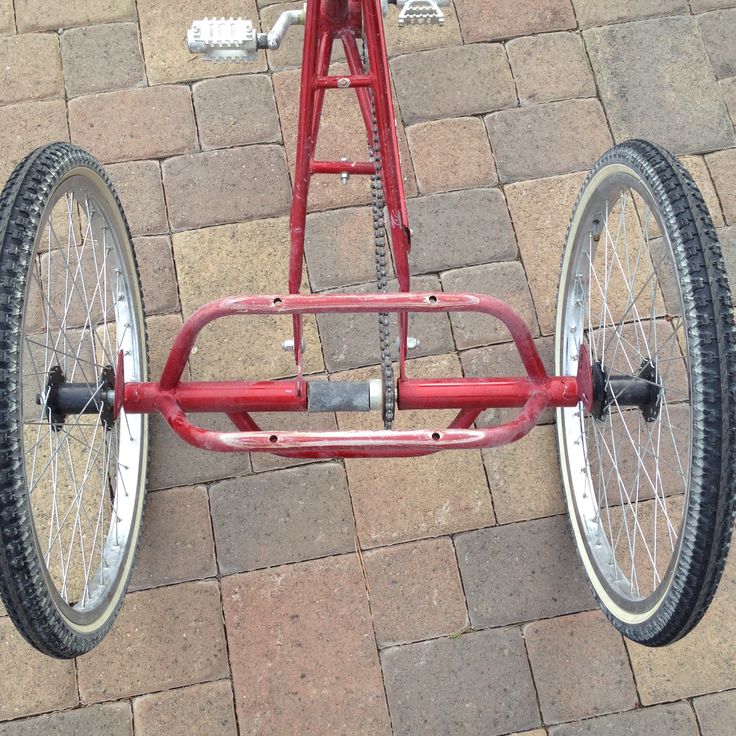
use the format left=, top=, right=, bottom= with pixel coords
left=119, top=0, right=590, bottom=458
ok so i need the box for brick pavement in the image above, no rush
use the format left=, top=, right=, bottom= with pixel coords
left=1, top=1, right=736, bottom=734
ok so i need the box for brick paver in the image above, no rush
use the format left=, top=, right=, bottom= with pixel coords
left=2, top=1, right=736, bottom=734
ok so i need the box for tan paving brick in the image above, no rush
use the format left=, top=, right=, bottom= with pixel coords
left=407, top=117, right=497, bottom=195
left=148, top=413, right=252, bottom=491
left=69, top=86, right=198, bottom=164
left=0, top=617, right=78, bottom=720
left=77, top=581, right=229, bottom=702
left=222, top=555, right=392, bottom=735
left=210, top=462, right=355, bottom=573
left=382, top=628, right=541, bottom=736
left=172, top=217, right=325, bottom=380
left=691, top=0, right=736, bottom=9
left=504, top=172, right=588, bottom=335
left=363, top=537, right=468, bottom=647
left=706, top=148, right=736, bottom=225
left=391, top=44, right=516, bottom=125
left=441, top=261, right=539, bottom=349
left=193, top=74, right=281, bottom=150
left=507, top=32, right=597, bottom=105
left=698, top=9, right=736, bottom=79
left=550, top=704, right=699, bottom=735
left=137, top=0, right=266, bottom=85
left=305, top=205, right=389, bottom=291
left=133, top=236, right=179, bottom=315
left=585, top=17, right=735, bottom=154
left=408, top=188, right=517, bottom=274
left=483, top=424, right=565, bottom=524
left=693, top=689, right=736, bottom=736
left=486, top=99, right=612, bottom=184
left=15, top=0, right=136, bottom=32
left=0, top=33, right=62, bottom=105
left=456, top=515, right=595, bottom=627
left=60, top=23, right=146, bottom=98
left=626, top=555, right=736, bottom=704
left=146, top=313, right=185, bottom=379
left=572, top=0, right=689, bottom=27
left=130, top=485, right=217, bottom=591
left=0, top=99, right=68, bottom=183
left=679, top=155, right=725, bottom=227
left=107, top=160, right=168, bottom=237
left=0, top=0, right=14, bottom=35
left=273, top=65, right=416, bottom=212
left=455, top=0, right=576, bottom=43
left=525, top=611, right=638, bottom=724
left=132, top=680, right=237, bottom=736
left=163, top=145, right=291, bottom=231
left=0, top=703, right=133, bottom=736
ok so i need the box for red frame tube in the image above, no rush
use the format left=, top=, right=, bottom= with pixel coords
left=115, top=0, right=590, bottom=458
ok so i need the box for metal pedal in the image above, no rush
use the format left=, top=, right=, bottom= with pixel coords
left=397, top=0, right=445, bottom=26
left=187, top=17, right=259, bottom=63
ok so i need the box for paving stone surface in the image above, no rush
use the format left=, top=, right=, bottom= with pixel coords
left=456, top=515, right=595, bottom=627
left=0, top=703, right=133, bottom=736
left=382, top=628, right=541, bottom=736
left=132, top=680, right=238, bottom=736
left=2, top=3, right=736, bottom=734
left=584, top=16, right=736, bottom=153
left=525, top=611, right=638, bottom=724
left=209, top=462, right=355, bottom=573
left=363, top=537, right=468, bottom=647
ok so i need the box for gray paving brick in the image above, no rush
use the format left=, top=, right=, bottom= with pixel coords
left=507, top=32, right=596, bottom=106
left=60, top=22, right=145, bottom=98
left=132, top=236, right=180, bottom=316
left=317, top=275, right=454, bottom=372
left=382, top=628, right=541, bottom=736
left=148, top=413, right=252, bottom=491
left=721, top=77, right=736, bottom=125
left=210, top=462, right=355, bottom=574
left=486, top=99, right=612, bottom=183
left=525, top=611, right=638, bottom=724
left=0, top=0, right=13, bottom=34
left=406, top=188, right=518, bottom=275
left=456, top=515, right=595, bottom=627
left=193, top=74, right=281, bottom=150
left=0, top=703, right=132, bottom=736
left=698, top=9, right=736, bottom=79
left=584, top=16, right=735, bottom=154
left=15, top=0, right=136, bottom=32
left=441, top=262, right=539, bottom=349
left=549, top=702, right=700, bottom=736
left=391, top=44, right=516, bottom=125
left=691, top=0, right=736, bottom=9
left=707, top=148, right=736, bottom=224
left=163, top=145, right=292, bottom=231
left=572, top=0, right=689, bottom=27
left=693, top=689, right=736, bottom=736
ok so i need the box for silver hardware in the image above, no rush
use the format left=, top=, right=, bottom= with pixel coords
left=281, top=338, right=306, bottom=353
left=396, top=336, right=420, bottom=350
left=340, top=157, right=350, bottom=185
left=396, top=0, right=448, bottom=26
left=264, top=5, right=307, bottom=50
left=187, top=17, right=259, bottom=63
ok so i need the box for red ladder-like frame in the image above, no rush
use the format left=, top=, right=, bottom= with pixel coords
left=118, top=0, right=592, bottom=458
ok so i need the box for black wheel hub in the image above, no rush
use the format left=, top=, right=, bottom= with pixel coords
left=37, top=365, right=116, bottom=431
left=590, top=358, right=662, bottom=423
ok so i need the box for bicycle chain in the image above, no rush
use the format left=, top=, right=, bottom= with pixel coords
left=369, top=95, right=395, bottom=429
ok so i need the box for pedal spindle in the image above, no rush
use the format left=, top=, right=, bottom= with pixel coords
left=397, top=0, right=445, bottom=26
left=187, top=17, right=259, bottom=63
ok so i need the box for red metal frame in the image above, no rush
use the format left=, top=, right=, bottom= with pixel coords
left=119, top=0, right=589, bottom=458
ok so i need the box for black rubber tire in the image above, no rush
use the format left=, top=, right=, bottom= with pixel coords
left=0, top=143, right=149, bottom=658
left=556, top=140, right=736, bottom=646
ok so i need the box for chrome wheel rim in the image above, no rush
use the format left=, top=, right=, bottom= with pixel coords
left=20, top=169, right=146, bottom=629
left=556, top=164, right=691, bottom=623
